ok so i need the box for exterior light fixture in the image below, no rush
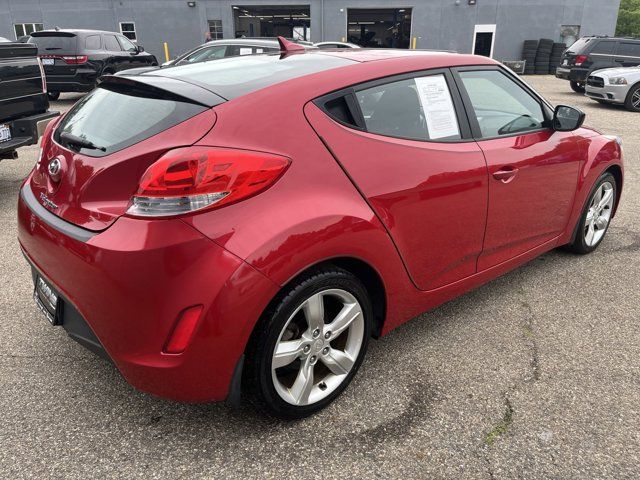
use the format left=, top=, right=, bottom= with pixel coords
left=187, top=1, right=196, bottom=7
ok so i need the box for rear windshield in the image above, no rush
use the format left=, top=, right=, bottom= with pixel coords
left=154, top=53, right=355, bottom=99
left=566, top=37, right=591, bottom=54
left=54, top=84, right=207, bottom=157
left=29, top=34, right=77, bottom=53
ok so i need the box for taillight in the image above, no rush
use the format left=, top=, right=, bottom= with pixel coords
left=62, top=55, right=88, bottom=64
left=574, top=55, right=588, bottom=66
left=126, top=146, right=291, bottom=217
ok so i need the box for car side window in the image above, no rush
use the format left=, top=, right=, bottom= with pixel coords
left=591, top=41, right=616, bottom=55
left=459, top=70, right=546, bottom=138
left=182, top=46, right=227, bottom=64
left=616, top=42, right=640, bottom=57
left=85, top=35, right=101, bottom=50
left=103, top=35, right=121, bottom=52
left=355, top=74, right=461, bottom=141
left=226, top=45, right=255, bottom=57
left=117, top=35, right=137, bottom=53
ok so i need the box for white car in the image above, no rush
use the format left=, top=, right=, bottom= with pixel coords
left=585, top=67, right=640, bottom=112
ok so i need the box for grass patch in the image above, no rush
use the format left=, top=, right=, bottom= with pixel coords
left=486, top=401, right=514, bottom=446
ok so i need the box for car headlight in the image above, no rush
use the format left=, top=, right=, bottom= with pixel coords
left=609, top=77, right=628, bottom=85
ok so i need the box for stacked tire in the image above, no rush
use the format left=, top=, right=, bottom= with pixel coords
left=535, top=39, right=554, bottom=74
left=549, top=42, right=566, bottom=74
left=522, top=40, right=538, bottom=75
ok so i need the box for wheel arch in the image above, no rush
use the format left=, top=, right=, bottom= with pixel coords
left=251, top=256, right=388, bottom=342
left=604, top=164, right=623, bottom=215
left=234, top=256, right=388, bottom=406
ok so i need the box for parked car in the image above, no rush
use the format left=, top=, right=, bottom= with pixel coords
left=18, top=38, right=623, bottom=419
left=0, top=41, right=58, bottom=160
left=28, top=29, right=158, bottom=100
left=585, top=67, right=640, bottom=112
left=314, top=41, right=361, bottom=49
left=162, top=38, right=314, bottom=67
left=556, top=35, right=640, bottom=93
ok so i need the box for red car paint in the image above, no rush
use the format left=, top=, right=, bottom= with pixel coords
left=18, top=50, right=623, bottom=402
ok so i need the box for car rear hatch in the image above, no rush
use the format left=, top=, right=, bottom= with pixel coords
left=561, top=37, right=593, bottom=67
left=29, top=76, right=224, bottom=231
left=0, top=42, right=46, bottom=121
left=29, top=31, right=83, bottom=77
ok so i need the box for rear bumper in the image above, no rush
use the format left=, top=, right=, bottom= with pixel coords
left=18, top=182, right=279, bottom=402
left=555, top=67, right=588, bottom=83
left=46, top=69, right=99, bottom=93
left=0, top=110, right=59, bottom=159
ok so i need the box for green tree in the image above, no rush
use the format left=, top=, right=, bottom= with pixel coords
left=616, top=0, right=640, bottom=37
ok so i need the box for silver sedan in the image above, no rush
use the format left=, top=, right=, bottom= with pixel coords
left=585, top=67, right=640, bottom=112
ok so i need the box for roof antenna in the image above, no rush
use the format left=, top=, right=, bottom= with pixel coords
left=277, top=36, right=305, bottom=53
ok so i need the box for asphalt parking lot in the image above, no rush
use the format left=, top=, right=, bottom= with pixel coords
left=1, top=75, right=638, bottom=479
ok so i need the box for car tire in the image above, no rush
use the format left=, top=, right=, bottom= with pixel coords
left=47, top=91, right=60, bottom=101
left=624, top=83, right=640, bottom=112
left=244, top=266, right=372, bottom=419
left=565, top=172, right=617, bottom=254
left=570, top=81, right=585, bottom=93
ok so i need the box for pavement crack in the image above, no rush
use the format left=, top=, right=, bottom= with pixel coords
left=481, top=280, right=541, bottom=478
left=520, top=299, right=541, bottom=383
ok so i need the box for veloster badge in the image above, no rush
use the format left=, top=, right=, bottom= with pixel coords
left=39, top=192, right=58, bottom=210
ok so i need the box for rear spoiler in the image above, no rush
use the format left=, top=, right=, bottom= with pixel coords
left=31, top=31, right=76, bottom=37
left=100, top=74, right=226, bottom=108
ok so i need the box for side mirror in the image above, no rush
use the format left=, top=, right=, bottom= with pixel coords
left=136, top=45, right=145, bottom=53
left=553, top=105, right=585, bottom=132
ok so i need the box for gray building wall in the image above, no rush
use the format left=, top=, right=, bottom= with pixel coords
left=0, top=0, right=620, bottom=62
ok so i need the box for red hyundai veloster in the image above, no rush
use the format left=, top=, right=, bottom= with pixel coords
left=18, top=39, right=623, bottom=418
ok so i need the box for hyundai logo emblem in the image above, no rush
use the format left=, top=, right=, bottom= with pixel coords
left=48, top=158, right=61, bottom=176
left=47, top=158, right=62, bottom=181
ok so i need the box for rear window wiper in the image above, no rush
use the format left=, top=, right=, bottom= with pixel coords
left=60, top=132, right=106, bottom=152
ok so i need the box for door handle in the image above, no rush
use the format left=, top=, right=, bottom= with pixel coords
left=493, top=167, right=518, bottom=183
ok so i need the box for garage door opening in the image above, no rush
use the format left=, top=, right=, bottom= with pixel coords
left=347, top=8, right=412, bottom=49
left=233, top=5, right=311, bottom=41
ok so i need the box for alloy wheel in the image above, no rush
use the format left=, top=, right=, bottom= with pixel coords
left=632, top=89, right=640, bottom=109
left=271, top=289, right=365, bottom=406
left=584, top=181, right=614, bottom=247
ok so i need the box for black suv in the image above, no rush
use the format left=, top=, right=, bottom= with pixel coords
left=28, top=29, right=158, bottom=99
left=556, top=36, right=640, bottom=93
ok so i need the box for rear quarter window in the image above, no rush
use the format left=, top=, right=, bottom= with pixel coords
left=54, top=84, right=207, bottom=157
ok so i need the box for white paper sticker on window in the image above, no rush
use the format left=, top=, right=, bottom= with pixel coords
left=255, top=48, right=263, bottom=53
left=239, top=47, right=252, bottom=55
left=414, top=75, right=460, bottom=140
